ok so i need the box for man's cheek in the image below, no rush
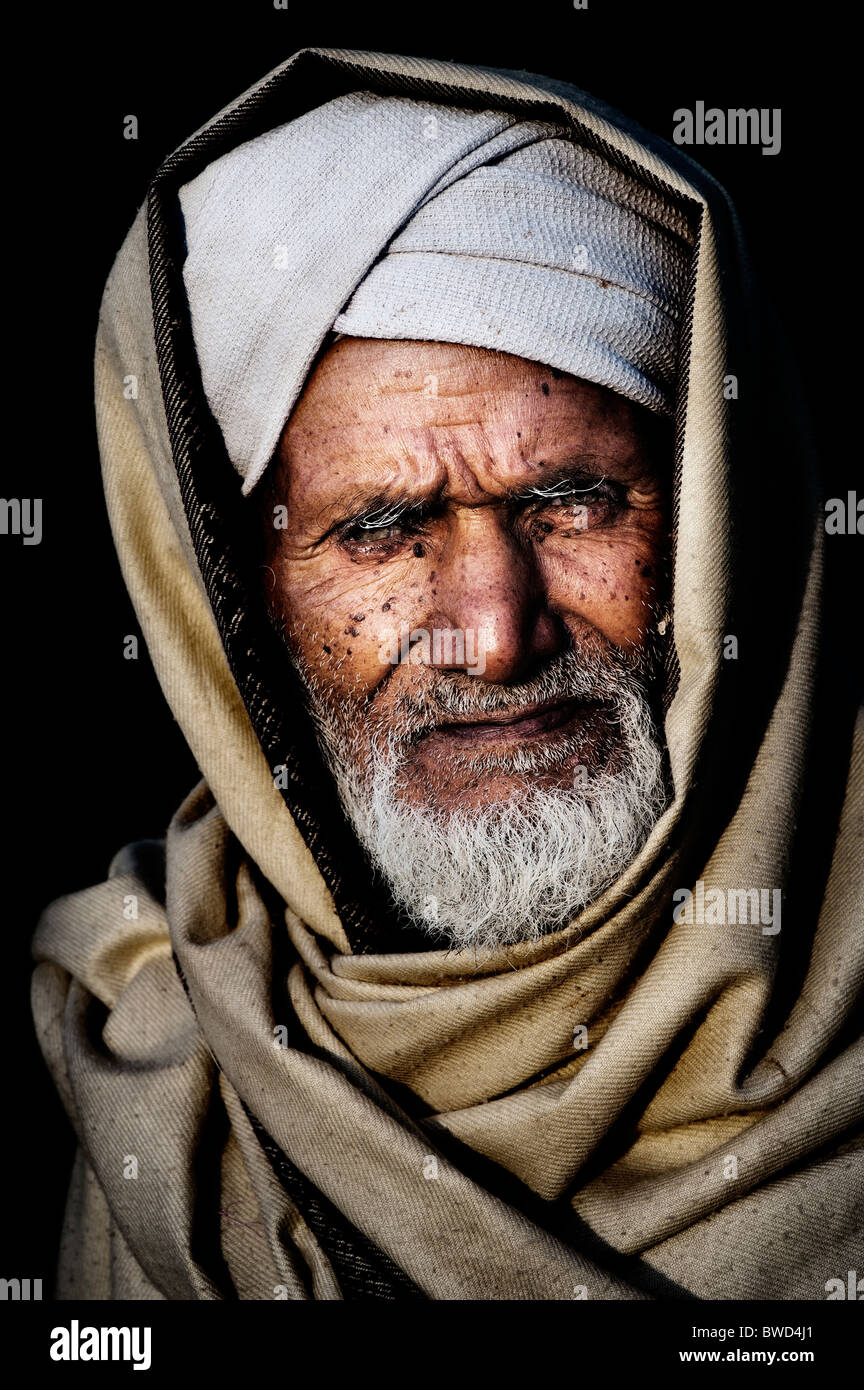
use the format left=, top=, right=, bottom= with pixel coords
left=546, top=536, right=663, bottom=645
left=281, top=557, right=433, bottom=692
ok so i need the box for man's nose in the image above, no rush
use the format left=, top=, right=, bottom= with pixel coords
left=428, top=510, right=565, bottom=683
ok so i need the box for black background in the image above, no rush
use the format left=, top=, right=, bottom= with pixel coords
left=3, top=0, right=858, bottom=1294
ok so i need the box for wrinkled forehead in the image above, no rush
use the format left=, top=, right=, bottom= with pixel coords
left=298, top=333, right=667, bottom=438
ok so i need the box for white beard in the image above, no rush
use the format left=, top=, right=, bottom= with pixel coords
left=300, top=646, right=669, bottom=952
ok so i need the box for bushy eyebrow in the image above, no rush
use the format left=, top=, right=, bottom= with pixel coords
left=510, top=472, right=609, bottom=502
left=330, top=492, right=432, bottom=533
left=329, top=455, right=628, bottom=530
left=351, top=500, right=414, bottom=529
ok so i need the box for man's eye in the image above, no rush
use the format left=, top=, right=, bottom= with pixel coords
left=338, top=516, right=422, bottom=551
left=544, top=495, right=583, bottom=510
left=345, top=523, right=404, bottom=543
left=522, top=483, right=623, bottom=531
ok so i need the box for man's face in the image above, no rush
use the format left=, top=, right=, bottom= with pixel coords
left=259, top=338, right=671, bottom=946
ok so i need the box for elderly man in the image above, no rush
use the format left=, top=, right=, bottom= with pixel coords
left=256, top=339, right=672, bottom=950
left=33, top=48, right=862, bottom=1302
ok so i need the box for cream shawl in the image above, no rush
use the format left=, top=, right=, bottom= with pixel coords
left=32, top=47, right=863, bottom=1301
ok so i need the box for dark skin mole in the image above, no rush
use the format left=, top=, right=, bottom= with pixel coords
left=413, top=542, right=425, bottom=558
left=541, top=382, right=550, bottom=396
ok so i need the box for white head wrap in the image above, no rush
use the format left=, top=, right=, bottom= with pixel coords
left=179, top=91, right=693, bottom=494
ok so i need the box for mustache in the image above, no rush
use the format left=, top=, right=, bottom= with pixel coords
left=319, top=645, right=671, bottom=946
left=365, top=640, right=659, bottom=746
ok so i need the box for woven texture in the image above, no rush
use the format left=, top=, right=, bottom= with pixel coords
left=179, top=92, right=693, bottom=492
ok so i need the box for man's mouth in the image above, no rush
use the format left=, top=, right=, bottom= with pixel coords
left=421, top=695, right=601, bottom=748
